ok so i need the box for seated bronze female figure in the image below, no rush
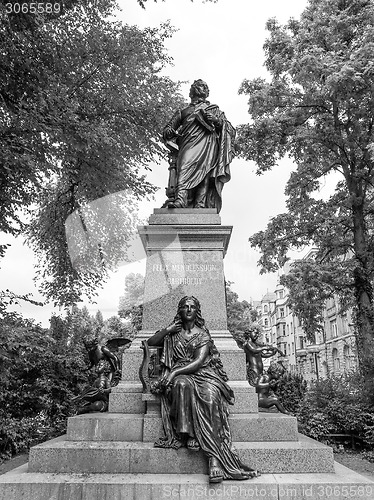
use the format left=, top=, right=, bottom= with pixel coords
left=148, top=296, right=259, bottom=483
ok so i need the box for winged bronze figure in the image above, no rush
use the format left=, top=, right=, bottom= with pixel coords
left=83, top=335, right=131, bottom=387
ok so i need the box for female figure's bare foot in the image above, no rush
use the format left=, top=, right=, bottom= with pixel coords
left=187, top=437, right=200, bottom=452
left=209, top=457, right=224, bottom=483
left=231, top=469, right=261, bottom=480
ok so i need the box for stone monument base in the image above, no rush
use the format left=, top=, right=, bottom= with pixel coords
left=1, top=406, right=373, bottom=500
left=1, top=385, right=373, bottom=500
left=3, top=463, right=372, bottom=500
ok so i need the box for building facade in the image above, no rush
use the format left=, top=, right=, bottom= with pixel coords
left=256, top=263, right=358, bottom=382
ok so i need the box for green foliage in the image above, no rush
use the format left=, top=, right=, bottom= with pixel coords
left=225, top=281, right=256, bottom=333
left=296, top=372, right=374, bottom=445
left=119, top=273, right=144, bottom=312
left=0, top=415, right=56, bottom=461
left=136, top=0, right=217, bottom=7
left=0, top=308, right=90, bottom=461
left=118, top=273, right=144, bottom=334
left=298, top=410, right=336, bottom=442
left=281, top=259, right=354, bottom=342
left=0, top=301, right=134, bottom=461
left=237, top=0, right=374, bottom=376
left=276, top=372, right=308, bottom=414
left=1, top=0, right=184, bottom=305
left=101, top=314, right=134, bottom=342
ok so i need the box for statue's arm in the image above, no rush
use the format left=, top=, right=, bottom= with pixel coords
left=204, top=108, right=223, bottom=129
left=163, top=110, right=182, bottom=140
left=147, top=328, right=169, bottom=347
left=148, top=321, right=181, bottom=346
left=261, top=351, right=278, bottom=359
left=261, top=346, right=285, bottom=358
left=244, top=341, right=267, bottom=355
left=101, top=346, right=120, bottom=370
left=98, top=377, right=112, bottom=395
left=164, top=344, right=209, bottom=384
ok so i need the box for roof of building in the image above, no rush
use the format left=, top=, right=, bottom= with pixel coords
left=261, top=292, right=276, bottom=302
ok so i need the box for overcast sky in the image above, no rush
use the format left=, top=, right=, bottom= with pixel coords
left=0, top=0, right=310, bottom=326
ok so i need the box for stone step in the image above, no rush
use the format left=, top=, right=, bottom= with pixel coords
left=1, top=463, right=373, bottom=500
left=123, top=347, right=247, bottom=383
left=109, top=380, right=258, bottom=414
left=28, top=434, right=334, bottom=475
left=67, top=412, right=298, bottom=442
left=109, top=381, right=145, bottom=414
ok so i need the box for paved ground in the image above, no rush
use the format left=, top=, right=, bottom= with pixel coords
left=1, top=451, right=374, bottom=480
left=334, top=451, right=374, bottom=482
left=0, top=454, right=29, bottom=475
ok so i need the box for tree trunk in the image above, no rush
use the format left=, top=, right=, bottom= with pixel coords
left=351, top=199, right=374, bottom=381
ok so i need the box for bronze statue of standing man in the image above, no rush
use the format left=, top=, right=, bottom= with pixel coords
left=162, top=80, right=235, bottom=212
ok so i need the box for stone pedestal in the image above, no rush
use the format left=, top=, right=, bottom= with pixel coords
left=138, top=208, right=232, bottom=337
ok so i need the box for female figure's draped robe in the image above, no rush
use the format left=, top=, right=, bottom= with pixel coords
left=164, top=102, right=235, bottom=212
left=154, top=328, right=253, bottom=479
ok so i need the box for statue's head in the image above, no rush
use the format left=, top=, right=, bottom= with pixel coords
left=246, top=322, right=263, bottom=342
left=189, top=79, right=209, bottom=100
left=175, top=296, right=205, bottom=327
left=267, top=361, right=286, bottom=380
left=233, top=330, right=247, bottom=349
left=83, top=334, right=99, bottom=350
left=96, top=359, right=106, bottom=374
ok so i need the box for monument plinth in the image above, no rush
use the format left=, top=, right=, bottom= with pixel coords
left=123, top=207, right=242, bottom=383
left=138, top=208, right=232, bottom=336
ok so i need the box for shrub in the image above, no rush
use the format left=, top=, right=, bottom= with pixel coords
left=0, top=311, right=90, bottom=463
left=294, top=372, right=374, bottom=447
left=276, top=372, right=308, bottom=414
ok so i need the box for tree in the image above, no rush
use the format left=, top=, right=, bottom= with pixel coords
left=49, top=314, right=69, bottom=352
left=0, top=307, right=90, bottom=460
left=225, top=281, right=256, bottom=333
left=118, top=272, right=144, bottom=333
left=136, top=0, right=217, bottom=7
left=63, top=304, right=97, bottom=347
left=101, top=315, right=132, bottom=340
left=236, top=0, right=374, bottom=380
left=1, top=1, right=184, bottom=305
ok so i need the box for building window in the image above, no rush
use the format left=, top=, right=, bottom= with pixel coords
left=343, top=345, right=351, bottom=371
left=264, top=305, right=268, bottom=313
left=291, top=342, right=294, bottom=355
left=332, top=348, right=340, bottom=371
left=264, top=318, right=268, bottom=327
left=280, top=308, right=285, bottom=318
left=330, top=320, right=338, bottom=338
left=282, top=324, right=286, bottom=336
left=300, top=337, right=304, bottom=349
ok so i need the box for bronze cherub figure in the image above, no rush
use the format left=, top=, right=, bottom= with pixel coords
left=72, top=359, right=112, bottom=414
left=83, top=335, right=131, bottom=387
